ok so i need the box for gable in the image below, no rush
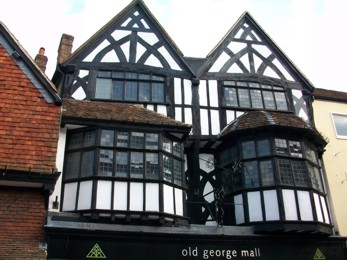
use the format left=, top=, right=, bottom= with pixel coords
left=64, top=0, right=193, bottom=76
left=198, top=12, right=313, bottom=89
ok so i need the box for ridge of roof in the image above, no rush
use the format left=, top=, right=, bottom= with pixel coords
left=62, top=99, right=191, bottom=129
left=0, top=21, right=61, bottom=104
left=313, top=88, right=347, bottom=103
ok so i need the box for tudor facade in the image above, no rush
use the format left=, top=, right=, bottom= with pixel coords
left=46, top=0, right=346, bottom=259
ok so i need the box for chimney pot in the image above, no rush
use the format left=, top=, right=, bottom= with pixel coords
left=39, top=47, right=45, bottom=56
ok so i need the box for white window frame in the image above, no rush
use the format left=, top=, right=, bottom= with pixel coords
left=331, top=113, right=347, bottom=139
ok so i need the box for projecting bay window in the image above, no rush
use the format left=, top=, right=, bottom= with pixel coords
left=95, top=71, right=165, bottom=103
left=62, top=128, right=186, bottom=223
left=220, top=136, right=331, bottom=228
left=223, top=81, right=289, bottom=111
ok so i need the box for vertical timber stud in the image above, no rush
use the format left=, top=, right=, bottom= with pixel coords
left=191, top=78, right=201, bottom=135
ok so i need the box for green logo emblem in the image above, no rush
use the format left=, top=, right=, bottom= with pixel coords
left=313, top=248, right=326, bottom=260
left=86, top=243, right=106, bottom=259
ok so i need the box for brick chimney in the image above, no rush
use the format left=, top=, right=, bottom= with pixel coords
left=34, top=47, right=48, bottom=73
left=57, top=34, right=74, bottom=64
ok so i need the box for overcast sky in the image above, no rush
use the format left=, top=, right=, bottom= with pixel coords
left=1, top=0, right=346, bottom=92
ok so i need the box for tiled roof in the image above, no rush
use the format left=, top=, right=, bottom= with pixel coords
left=0, top=45, right=61, bottom=174
left=313, top=88, right=347, bottom=103
left=219, top=110, right=325, bottom=143
left=62, top=99, right=191, bottom=129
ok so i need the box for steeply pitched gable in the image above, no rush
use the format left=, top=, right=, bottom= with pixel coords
left=63, top=0, right=193, bottom=76
left=0, top=22, right=61, bottom=175
left=198, top=12, right=313, bottom=90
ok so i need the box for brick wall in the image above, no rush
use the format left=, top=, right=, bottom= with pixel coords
left=0, top=188, right=47, bottom=259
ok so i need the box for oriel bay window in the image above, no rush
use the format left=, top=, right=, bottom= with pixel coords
left=95, top=71, right=165, bottom=103
left=220, top=136, right=331, bottom=231
left=62, top=128, right=186, bottom=223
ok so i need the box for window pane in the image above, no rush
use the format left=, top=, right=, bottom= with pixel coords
left=257, top=139, right=271, bottom=157
left=289, top=141, right=302, bottom=157
left=292, top=160, right=308, bottom=187
left=124, top=81, right=137, bottom=101
left=146, top=153, right=159, bottom=179
left=260, top=160, right=275, bottom=186
left=113, top=80, right=123, bottom=100
left=116, top=132, right=129, bottom=147
left=242, top=140, right=256, bottom=159
left=101, top=130, right=114, bottom=147
left=81, top=150, right=94, bottom=177
left=173, top=142, right=182, bottom=157
left=173, top=159, right=182, bottom=185
left=131, top=132, right=144, bottom=148
left=126, top=72, right=137, bottom=79
left=304, top=144, right=318, bottom=164
left=84, top=131, right=96, bottom=147
left=274, top=92, right=288, bottom=110
left=224, top=87, right=238, bottom=106
left=65, top=152, right=80, bottom=179
left=139, top=82, right=150, bottom=101
left=244, top=161, right=260, bottom=188
left=130, top=152, right=143, bottom=178
left=332, top=114, right=347, bottom=137
left=115, top=152, right=128, bottom=177
left=238, top=89, right=250, bottom=107
left=95, top=78, right=112, bottom=99
left=263, top=91, right=275, bottom=109
left=152, top=82, right=164, bottom=102
left=99, top=149, right=113, bottom=176
left=275, top=138, right=288, bottom=155
left=309, top=164, right=323, bottom=192
left=278, top=159, right=293, bottom=185
left=163, top=138, right=172, bottom=153
left=163, top=155, right=172, bottom=182
left=67, top=132, right=83, bottom=150
left=145, top=133, right=158, bottom=150
left=250, top=89, right=263, bottom=108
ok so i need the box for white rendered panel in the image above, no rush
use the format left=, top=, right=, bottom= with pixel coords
left=184, top=108, right=192, bottom=125
left=273, top=58, right=294, bottom=81
left=111, top=29, right=130, bottom=41
left=130, top=182, right=143, bottom=211
left=240, top=54, right=250, bottom=72
left=96, top=181, right=112, bottom=210
left=211, top=110, right=220, bottom=135
left=158, top=46, right=181, bottom=70
left=263, top=190, right=280, bottom=220
left=199, top=80, right=208, bottom=106
left=264, top=67, right=280, bottom=79
left=227, top=63, right=243, bottom=73
left=174, top=78, right=182, bottom=104
left=146, top=183, right=159, bottom=212
left=145, top=54, right=162, bottom=68
left=297, top=190, right=313, bottom=221
left=209, top=51, right=229, bottom=72
left=101, top=50, right=119, bottom=63
left=200, top=109, right=209, bottom=135
left=163, top=184, right=174, bottom=214
left=203, top=182, right=214, bottom=203
left=62, top=182, right=78, bottom=211
left=146, top=104, right=154, bottom=111
left=157, top=105, right=167, bottom=116
left=136, top=42, right=146, bottom=63
left=71, top=86, right=86, bottom=100
left=252, top=45, right=271, bottom=58
left=320, top=196, right=330, bottom=224
left=175, top=188, right=184, bottom=216
left=83, top=39, right=109, bottom=62
left=234, top=194, right=244, bottom=224
left=120, top=41, right=130, bottom=62
left=113, top=181, right=128, bottom=210
left=208, top=81, right=218, bottom=107
left=175, top=107, right=182, bottom=122
left=77, top=181, right=93, bottom=210
left=138, top=32, right=158, bottom=45
left=184, top=79, right=192, bottom=105
left=248, top=191, right=263, bottom=222
left=314, top=193, right=323, bottom=222
left=282, top=189, right=298, bottom=220
left=227, top=41, right=247, bottom=54
left=226, top=110, right=235, bottom=124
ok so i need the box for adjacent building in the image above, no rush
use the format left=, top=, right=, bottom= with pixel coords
left=313, top=88, right=347, bottom=236
left=45, top=0, right=346, bottom=259
left=0, top=22, right=61, bottom=259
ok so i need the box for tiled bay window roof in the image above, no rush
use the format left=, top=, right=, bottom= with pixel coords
left=62, top=99, right=191, bottom=129
left=219, top=111, right=326, bottom=146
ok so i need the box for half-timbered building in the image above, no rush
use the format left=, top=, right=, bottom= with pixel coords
left=46, top=1, right=347, bottom=259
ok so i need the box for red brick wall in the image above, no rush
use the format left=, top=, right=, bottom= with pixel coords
left=0, top=188, right=47, bottom=259
left=0, top=45, right=61, bottom=174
